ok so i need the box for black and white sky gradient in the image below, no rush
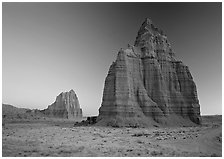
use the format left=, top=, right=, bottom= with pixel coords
left=2, top=2, right=221, bottom=116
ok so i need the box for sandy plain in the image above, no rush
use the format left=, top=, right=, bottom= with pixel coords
left=2, top=115, right=222, bottom=157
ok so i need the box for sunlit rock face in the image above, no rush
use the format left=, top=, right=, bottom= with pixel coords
left=97, top=18, right=201, bottom=127
left=44, top=89, right=82, bottom=119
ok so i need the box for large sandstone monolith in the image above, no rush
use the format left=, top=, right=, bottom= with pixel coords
left=44, top=89, right=82, bottom=119
left=97, top=18, right=201, bottom=127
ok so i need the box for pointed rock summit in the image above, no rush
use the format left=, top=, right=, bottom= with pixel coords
left=97, top=18, right=201, bottom=127
left=43, top=89, right=83, bottom=119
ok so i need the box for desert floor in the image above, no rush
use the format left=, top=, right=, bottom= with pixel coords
left=2, top=116, right=222, bottom=157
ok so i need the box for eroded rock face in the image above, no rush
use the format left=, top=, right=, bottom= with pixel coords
left=44, top=89, right=82, bottom=119
left=97, top=18, right=201, bottom=127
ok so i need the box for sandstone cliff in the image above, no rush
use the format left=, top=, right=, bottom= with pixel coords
left=97, top=18, right=201, bottom=127
left=44, top=89, right=82, bottom=119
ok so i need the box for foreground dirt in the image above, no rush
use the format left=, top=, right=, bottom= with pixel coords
left=2, top=116, right=222, bottom=157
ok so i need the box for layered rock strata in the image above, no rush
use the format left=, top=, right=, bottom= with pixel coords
left=97, top=18, right=201, bottom=127
left=44, top=89, right=82, bottom=119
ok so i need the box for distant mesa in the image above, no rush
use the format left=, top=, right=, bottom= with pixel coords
left=42, top=89, right=83, bottom=119
left=2, top=89, right=83, bottom=121
left=97, top=18, right=201, bottom=127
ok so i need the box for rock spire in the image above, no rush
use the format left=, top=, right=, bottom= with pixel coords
left=43, top=89, right=83, bottom=119
left=97, top=18, right=201, bottom=127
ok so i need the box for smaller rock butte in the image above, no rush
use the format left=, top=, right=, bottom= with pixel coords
left=96, top=18, right=201, bottom=127
left=43, top=89, right=82, bottom=119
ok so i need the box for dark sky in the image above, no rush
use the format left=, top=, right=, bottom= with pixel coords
left=3, top=2, right=221, bottom=116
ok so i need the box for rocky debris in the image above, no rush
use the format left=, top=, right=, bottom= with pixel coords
left=87, top=116, right=98, bottom=124
left=97, top=18, right=201, bottom=127
left=74, top=116, right=97, bottom=126
left=43, top=89, right=82, bottom=119
left=74, top=120, right=89, bottom=127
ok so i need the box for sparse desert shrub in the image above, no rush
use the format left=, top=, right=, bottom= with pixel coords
left=111, top=124, right=120, bottom=128
left=132, top=133, right=142, bottom=137
left=74, top=122, right=79, bottom=125
left=211, top=153, right=219, bottom=157
left=132, top=132, right=150, bottom=137
left=136, top=139, right=143, bottom=144
left=154, top=131, right=160, bottom=136
left=151, top=150, right=163, bottom=156
left=126, top=149, right=133, bottom=152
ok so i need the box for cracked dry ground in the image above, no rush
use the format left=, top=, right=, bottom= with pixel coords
left=2, top=118, right=222, bottom=157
